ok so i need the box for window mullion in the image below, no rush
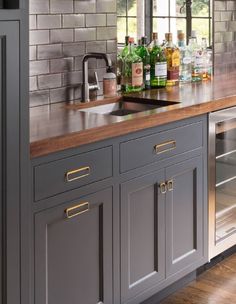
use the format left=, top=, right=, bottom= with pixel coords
left=186, top=0, right=192, bottom=43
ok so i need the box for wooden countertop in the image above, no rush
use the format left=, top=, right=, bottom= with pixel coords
left=30, top=73, right=236, bottom=158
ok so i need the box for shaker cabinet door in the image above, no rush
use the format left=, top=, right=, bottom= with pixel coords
left=120, top=170, right=165, bottom=303
left=34, top=188, right=113, bottom=304
left=0, top=21, right=20, bottom=304
left=165, top=156, right=204, bottom=277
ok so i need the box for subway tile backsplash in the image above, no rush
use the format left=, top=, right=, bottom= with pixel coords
left=29, top=0, right=117, bottom=107
left=214, top=0, right=236, bottom=75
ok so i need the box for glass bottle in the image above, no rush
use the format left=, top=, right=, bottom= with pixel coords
left=139, top=36, right=151, bottom=90
left=123, top=37, right=143, bottom=93
left=135, top=38, right=142, bottom=57
left=177, top=32, right=192, bottom=83
left=201, top=38, right=212, bottom=81
left=148, top=32, right=158, bottom=53
left=164, top=33, right=180, bottom=86
left=188, top=33, right=202, bottom=82
left=149, top=33, right=167, bottom=88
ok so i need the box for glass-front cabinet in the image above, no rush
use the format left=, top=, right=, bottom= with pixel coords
left=209, top=107, right=236, bottom=259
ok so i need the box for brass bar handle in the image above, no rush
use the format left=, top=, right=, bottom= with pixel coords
left=154, top=140, right=176, bottom=155
left=65, top=202, right=89, bottom=219
left=65, top=166, right=90, bottom=182
left=160, top=182, right=167, bottom=194
left=167, top=180, right=174, bottom=192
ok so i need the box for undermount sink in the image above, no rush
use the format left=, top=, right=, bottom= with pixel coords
left=79, top=98, right=179, bottom=117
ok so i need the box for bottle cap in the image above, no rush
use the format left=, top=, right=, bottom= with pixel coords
left=165, top=33, right=173, bottom=41
left=152, top=32, right=158, bottom=40
left=178, top=32, right=185, bottom=41
left=141, top=36, right=147, bottom=45
left=191, top=30, right=197, bottom=38
left=125, top=35, right=130, bottom=45
left=177, top=30, right=183, bottom=35
left=128, top=37, right=134, bottom=44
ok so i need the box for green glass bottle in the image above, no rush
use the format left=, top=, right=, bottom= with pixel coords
left=139, top=36, right=151, bottom=90
left=150, top=33, right=167, bottom=88
left=120, top=36, right=130, bottom=91
left=123, top=37, right=143, bottom=93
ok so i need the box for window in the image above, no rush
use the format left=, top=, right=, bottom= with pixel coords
left=117, top=0, right=212, bottom=45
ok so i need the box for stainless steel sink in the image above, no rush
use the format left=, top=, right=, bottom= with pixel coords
left=79, top=98, right=179, bottom=117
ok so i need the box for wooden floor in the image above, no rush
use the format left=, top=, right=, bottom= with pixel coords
left=161, top=254, right=236, bottom=304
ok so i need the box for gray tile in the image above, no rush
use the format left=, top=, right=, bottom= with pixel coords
left=63, top=42, right=85, bottom=57
left=30, top=60, right=49, bottom=76
left=107, top=40, right=117, bottom=53
left=37, top=15, right=61, bottom=29
left=96, top=0, right=116, bottom=13
left=38, top=73, right=62, bottom=89
left=29, top=76, right=37, bottom=91
left=74, top=56, right=83, bottom=70
left=63, top=14, right=85, bottom=28
left=75, top=28, right=96, bottom=41
left=74, top=0, right=96, bottom=13
left=30, top=15, right=37, bottom=30
left=50, top=29, right=74, bottom=43
left=74, top=86, right=82, bottom=100
left=62, top=71, right=83, bottom=85
left=50, top=57, right=74, bottom=73
left=221, top=11, right=233, bottom=22
left=30, top=46, right=37, bottom=60
left=86, top=14, right=106, bottom=27
left=97, top=27, right=116, bottom=40
left=30, top=90, right=50, bottom=107
left=50, top=87, right=74, bottom=103
left=214, top=21, right=227, bottom=32
left=229, top=21, right=236, bottom=31
left=227, top=1, right=236, bottom=11
left=38, top=44, right=62, bottom=59
left=86, top=41, right=106, bottom=53
left=214, top=1, right=226, bottom=11
left=30, top=30, right=50, bottom=45
left=29, top=0, right=49, bottom=14
left=107, top=14, right=117, bottom=26
left=50, top=0, right=73, bottom=13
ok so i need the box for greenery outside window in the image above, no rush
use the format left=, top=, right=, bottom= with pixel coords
left=117, top=0, right=212, bottom=45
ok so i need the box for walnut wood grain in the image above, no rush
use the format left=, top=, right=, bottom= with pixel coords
left=161, top=253, right=236, bottom=303
left=30, top=74, right=236, bottom=158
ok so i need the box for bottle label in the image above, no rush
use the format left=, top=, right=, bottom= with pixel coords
left=168, top=67, right=179, bottom=81
left=172, top=51, right=180, bottom=67
left=155, top=62, right=167, bottom=77
left=132, top=63, right=143, bottom=86
left=183, top=57, right=192, bottom=65
left=145, top=72, right=150, bottom=81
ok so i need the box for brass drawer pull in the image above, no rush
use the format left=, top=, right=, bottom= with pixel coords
left=65, top=202, right=89, bottom=219
left=65, top=166, right=90, bottom=182
left=154, top=140, right=176, bottom=155
left=160, top=182, right=167, bottom=194
left=167, top=180, right=174, bottom=192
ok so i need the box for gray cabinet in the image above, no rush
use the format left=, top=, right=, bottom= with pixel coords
left=0, top=21, right=21, bottom=304
left=165, top=156, right=204, bottom=277
left=120, top=155, right=205, bottom=303
left=34, top=188, right=113, bottom=304
left=120, top=170, right=165, bottom=302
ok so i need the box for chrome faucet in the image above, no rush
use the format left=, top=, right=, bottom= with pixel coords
left=82, top=53, right=112, bottom=102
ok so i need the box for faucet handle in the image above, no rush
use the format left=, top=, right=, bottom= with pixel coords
left=94, top=71, right=100, bottom=91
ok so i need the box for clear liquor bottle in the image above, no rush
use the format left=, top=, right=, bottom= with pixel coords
left=149, top=33, right=167, bottom=88
left=177, top=32, right=192, bottom=83
left=164, top=33, right=180, bottom=86
left=201, top=38, right=212, bottom=81
left=139, top=36, right=151, bottom=90
left=123, top=37, right=143, bottom=93
left=188, top=32, right=202, bottom=82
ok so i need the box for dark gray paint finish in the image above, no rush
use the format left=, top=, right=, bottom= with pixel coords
left=0, top=21, right=21, bottom=304
left=34, top=146, right=113, bottom=201
left=31, top=115, right=208, bottom=304
left=34, top=187, right=113, bottom=304
left=165, top=156, right=204, bottom=277
left=120, top=170, right=165, bottom=302
left=120, top=121, right=203, bottom=173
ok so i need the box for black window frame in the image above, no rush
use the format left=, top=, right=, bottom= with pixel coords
left=117, top=0, right=212, bottom=45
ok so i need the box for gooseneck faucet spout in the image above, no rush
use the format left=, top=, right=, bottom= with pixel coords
left=82, top=53, right=112, bottom=102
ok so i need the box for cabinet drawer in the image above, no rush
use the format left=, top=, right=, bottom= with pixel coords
left=120, top=121, right=203, bottom=172
left=34, top=146, right=113, bottom=201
